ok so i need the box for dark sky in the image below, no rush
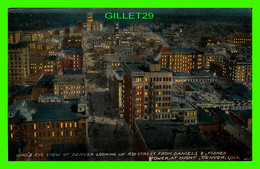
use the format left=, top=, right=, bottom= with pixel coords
left=8, top=8, right=252, bottom=16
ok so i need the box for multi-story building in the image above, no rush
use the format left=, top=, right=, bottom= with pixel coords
left=86, top=12, right=103, bottom=31
left=171, top=100, right=197, bottom=124
left=8, top=31, right=22, bottom=44
left=210, top=62, right=224, bottom=77
left=233, top=34, right=252, bottom=46
left=172, top=70, right=217, bottom=83
left=56, top=49, right=84, bottom=71
left=62, top=37, right=82, bottom=49
left=8, top=42, right=30, bottom=86
left=93, top=40, right=112, bottom=49
left=108, top=69, right=124, bottom=117
left=8, top=100, right=87, bottom=160
left=203, top=53, right=224, bottom=69
left=123, top=61, right=173, bottom=127
left=223, top=60, right=252, bottom=84
left=54, top=71, right=85, bottom=99
left=29, top=42, right=59, bottom=75
left=160, top=48, right=203, bottom=73
left=43, top=51, right=58, bottom=75
left=31, top=75, right=54, bottom=100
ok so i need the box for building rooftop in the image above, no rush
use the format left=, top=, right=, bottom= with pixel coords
left=197, top=107, right=217, bottom=124
left=63, top=69, right=83, bottom=75
left=9, top=100, right=24, bottom=112
left=186, top=82, right=200, bottom=91
left=190, top=70, right=212, bottom=76
left=9, top=86, right=32, bottom=96
left=43, top=94, right=60, bottom=99
left=59, top=48, right=83, bottom=53
left=54, top=74, right=84, bottom=84
left=173, top=72, right=189, bottom=77
left=171, top=48, right=198, bottom=54
left=33, top=75, right=55, bottom=89
left=45, top=54, right=57, bottom=61
left=9, top=101, right=79, bottom=123
left=231, top=110, right=252, bottom=122
left=124, top=62, right=144, bottom=73
left=8, top=42, right=29, bottom=50
left=124, top=61, right=171, bottom=73
left=211, top=108, right=235, bottom=125
left=135, top=120, right=209, bottom=150
left=171, top=100, right=195, bottom=111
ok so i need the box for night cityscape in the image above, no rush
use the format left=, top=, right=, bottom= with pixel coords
left=8, top=8, right=252, bottom=161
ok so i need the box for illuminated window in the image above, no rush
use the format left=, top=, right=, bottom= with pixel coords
left=61, top=131, right=64, bottom=136
left=65, top=123, right=68, bottom=128
left=145, top=78, right=148, bottom=82
left=34, top=132, right=37, bottom=137
left=34, top=123, right=37, bottom=130
left=52, top=132, right=55, bottom=137
left=10, top=125, right=13, bottom=130
left=74, top=122, right=77, bottom=128
left=61, top=123, right=63, bottom=128
left=70, top=122, right=72, bottom=128
left=11, top=133, right=13, bottom=139
left=70, top=131, right=73, bottom=136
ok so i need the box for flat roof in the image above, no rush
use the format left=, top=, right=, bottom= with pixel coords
left=171, top=101, right=195, bottom=110
left=173, top=72, right=189, bottom=77
left=124, top=62, right=144, bottom=73
left=197, top=107, right=217, bottom=124
left=171, top=48, right=197, bottom=54
left=135, top=120, right=209, bottom=150
left=9, top=101, right=79, bottom=123
left=33, top=75, right=55, bottom=89
left=190, top=70, right=212, bottom=76
left=63, top=69, right=83, bottom=75
left=125, top=61, right=171, bottom=73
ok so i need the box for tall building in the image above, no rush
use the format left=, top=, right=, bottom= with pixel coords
left=223, top=60, right=252, bottom=84
left=123, top=61, right=173, bottom=127
left=233, top=34, right=252, bottom=46
left=62, top=37, right=82, bottom=49
left=203, top=53, right=224, bottom=69
left=114, top=23, right=120, bottom=46
left=8, top=31, right=22, bottom=44
left=108, top=69, right=124, bottom=116
left=86, top=12, right=103, bottom=31
left=160, top=48, right=203, bottom=73
left=8, top=100, right=87, bottom=160
left=29, top=42, right=59, bottom=75
left=8, top=42, right=30, bottom=86
left=87, top=12, right=93, bottom=23
left=54, top=71, right=85, bottom=99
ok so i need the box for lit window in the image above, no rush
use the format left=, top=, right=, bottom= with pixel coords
left=11, top=133, right=13, bottom=139
left=70, top=122, right=72, bottom=128
left=65, top=123, right=68, bottom=128
left=61, top=123, right=63, bottom=128
left=34, top=123, right=37, bottom=130
left=10, top=125, right=13, bottom=130
left=52, top=132, right=55, bottom=137
left=61, top=131, right=63, bottom=136
left=74, top=122, right=77, bottom=128
left=34, top=132, right=37, bottom=137
left=70, top=131, right=73, bottom=136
